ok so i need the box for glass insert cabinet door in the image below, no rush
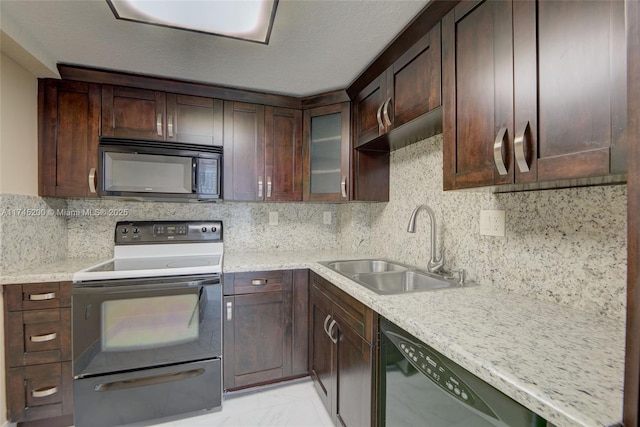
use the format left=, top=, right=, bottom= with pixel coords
left=303, top=102, right=351, bottom=201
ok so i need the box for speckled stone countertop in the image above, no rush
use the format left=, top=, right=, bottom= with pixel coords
left=0, top=251, right=625, bottom=427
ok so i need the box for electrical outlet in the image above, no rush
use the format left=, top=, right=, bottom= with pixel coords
left=323, top=212, right=332, bottom=225
left=479, top=210, right=505, bottom=237
left=269, top=211, right=279, bottom=226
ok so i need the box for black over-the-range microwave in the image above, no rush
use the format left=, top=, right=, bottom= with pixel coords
left=98, top=138, right=222, bottom=202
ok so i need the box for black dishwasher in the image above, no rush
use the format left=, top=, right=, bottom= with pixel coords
left=379, top=318, right=548, bottom=427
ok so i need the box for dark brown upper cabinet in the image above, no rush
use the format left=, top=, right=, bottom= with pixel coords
left=355, top=23, right=442, bottom=151
left=39, top=79, right=100, bottom=198
left=303, top=103, right=351, bottom=202
left=443, top=0, right=627, bottom=192
left=102, top=85, right=223, bottom=146
left=265, top=107, right=303, bottom=201
left=224, top=101, right=303, bottom=201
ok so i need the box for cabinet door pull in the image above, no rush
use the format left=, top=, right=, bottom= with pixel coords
left=376, top=102, right=385, bottom=133
left=383, top=97, right=392, bottom=128
left=29, top=292, right=56, bottom=301
left=157, top=113, right=163, bottom=137
left=31, top=386, right=58, bottom=398
left=323, top=314, right=332, bottom=335
left=168, top=115, right=174, bottom=138
left=493, top=126, right=509, bottom=176
left=266, top=177, right=272, bottom=198
left=328, top=319, right=338, bottom=344
left=514, top=121, right=531, bottom=173
left=226, top=301, right=233, bottom=321
left=88, top=168, right=97, bottom=193
left=251, top=279, right=268, bottom=286
left=258, top=178, right=264, bottom=198
left=30, top=332, right=57, bottom=343
left=340, top=176, right=347, bottom=198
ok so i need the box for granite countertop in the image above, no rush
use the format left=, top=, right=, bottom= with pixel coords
left=0, top=251, right=625, bottom=427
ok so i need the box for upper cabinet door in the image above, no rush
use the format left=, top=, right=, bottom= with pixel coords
left=265, top=107, right=303, bottom=201
left=354, top=75, right=387, bottom=147
left=223, top=101, right=266, bottom=201
left=442, top=0, right=515, bottom=190
left=386, top=22, right=442, bottom=130
left=303, top=103, right=351, bottom=202
left=513, top=0, right=626, bottom=183
left=101, top=85, right=166, bottom=140
left=166, top=94, right=223, bottom=146
left=39, top=80, right=101, bottom=198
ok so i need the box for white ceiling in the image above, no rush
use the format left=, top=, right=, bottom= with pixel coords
left=0, top=0, right=430, bottom=97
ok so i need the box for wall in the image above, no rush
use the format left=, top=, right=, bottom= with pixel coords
left=0, top=52, right=38, bottom=196
left=368, top=134, right=627, bottom=322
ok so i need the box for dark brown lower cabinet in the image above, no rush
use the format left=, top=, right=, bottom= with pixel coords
left=4, top=282, right=73, bottom=426
left=309, top=272, right=377, bottom=427
left=223, top=270, right=309, bottom=391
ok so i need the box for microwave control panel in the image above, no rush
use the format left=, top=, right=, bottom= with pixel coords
left=196, top=159, right=219, bottom=196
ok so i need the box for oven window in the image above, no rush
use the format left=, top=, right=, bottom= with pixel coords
left=102, top=294, right=199, bottom=351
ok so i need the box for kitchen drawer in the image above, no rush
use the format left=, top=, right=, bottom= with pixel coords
left=6, top=308, right=71, bottom=367
left=5, top=282, right=71, bottom=311
left=7, top=362, right=73, bottom=423
left=224, top=270, right=293, bottom=295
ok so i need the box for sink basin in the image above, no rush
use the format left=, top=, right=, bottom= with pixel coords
left=321, top=258, right=466, bottom=295
left=325, top=259, right=408, bottom=275
left=353, top=271, right=453, bottom=294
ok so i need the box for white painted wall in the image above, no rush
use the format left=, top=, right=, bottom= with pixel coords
left=0, top=52, right=38, bottom=196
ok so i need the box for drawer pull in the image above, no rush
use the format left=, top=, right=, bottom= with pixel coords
left=32, top=386, right=58, bottom=398
left=29, top=292, right=56, bottom=301
left=251, top=279, right=268, bottom=286
left=30, top=332, right=57, bottom=343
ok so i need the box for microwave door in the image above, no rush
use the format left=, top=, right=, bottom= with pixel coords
left=102, top=151, right=193, bottom=194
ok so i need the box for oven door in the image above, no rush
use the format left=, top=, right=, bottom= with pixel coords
left=72, top=275, right=221, bottom=378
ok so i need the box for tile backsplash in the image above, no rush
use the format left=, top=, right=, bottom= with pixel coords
left=0, top=135, right=628, bottom=321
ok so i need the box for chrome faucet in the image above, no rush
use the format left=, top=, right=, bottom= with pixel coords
left=407, top=204, right=445, bottom=273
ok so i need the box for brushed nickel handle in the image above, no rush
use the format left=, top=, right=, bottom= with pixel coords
left=266, top=177, right=272, bottom=198
left=168, top=115, right=174, bottom=138
left=340, top=176, right=347, bottom=198
left=157, top=113, right=163, bottom=137
left=514, top=121, right=531, bottom=173
left=251, top=279, right=268, bottom=286
left=323, top=314, right=332, bottom=335
left=32, top=386, right=58, bottom=398
left=29, top=292, right=56, bottom=301
left=226, top=301, right=233, bottom=321
left=493, top=126, right=508, bottom=176
left=383, top=97, right=392, bottom=128
left=30, top=332, right=57, bottom=343
left=88, top=168, right=97, bottom=193
left=328, top=319, right=338, bottom=344
left=376, top=102, right=385, bottom=133
left=258, top=178, right=263, bottom=198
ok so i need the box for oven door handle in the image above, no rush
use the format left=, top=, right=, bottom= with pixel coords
left=72, top=276, right=220, bottom=294
left=93, top=368, right=205, bottom=392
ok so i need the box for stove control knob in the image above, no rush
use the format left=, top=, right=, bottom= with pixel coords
left=121, top=228, right=129, bottom=234
left=133, top=227, right=139, bottom=234
left=201, top=227, right=207, bottom=232
left=211, top=227, right=217, bottom=232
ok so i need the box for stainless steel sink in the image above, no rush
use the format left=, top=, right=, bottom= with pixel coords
left=326, top=259, right=408, bottom=275
left=321, top=258, right=466, bottom=295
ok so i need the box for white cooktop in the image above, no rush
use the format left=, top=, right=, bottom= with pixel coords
left=73, top=242, right=223, bottom=282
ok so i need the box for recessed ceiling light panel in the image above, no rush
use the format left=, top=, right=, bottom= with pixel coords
left=107, top=0, right=278, bottom=44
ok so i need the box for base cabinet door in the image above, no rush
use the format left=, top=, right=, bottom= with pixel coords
left=309, top=272, right=377, bottom=427
left=223, top=270, right=308, bottom=391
